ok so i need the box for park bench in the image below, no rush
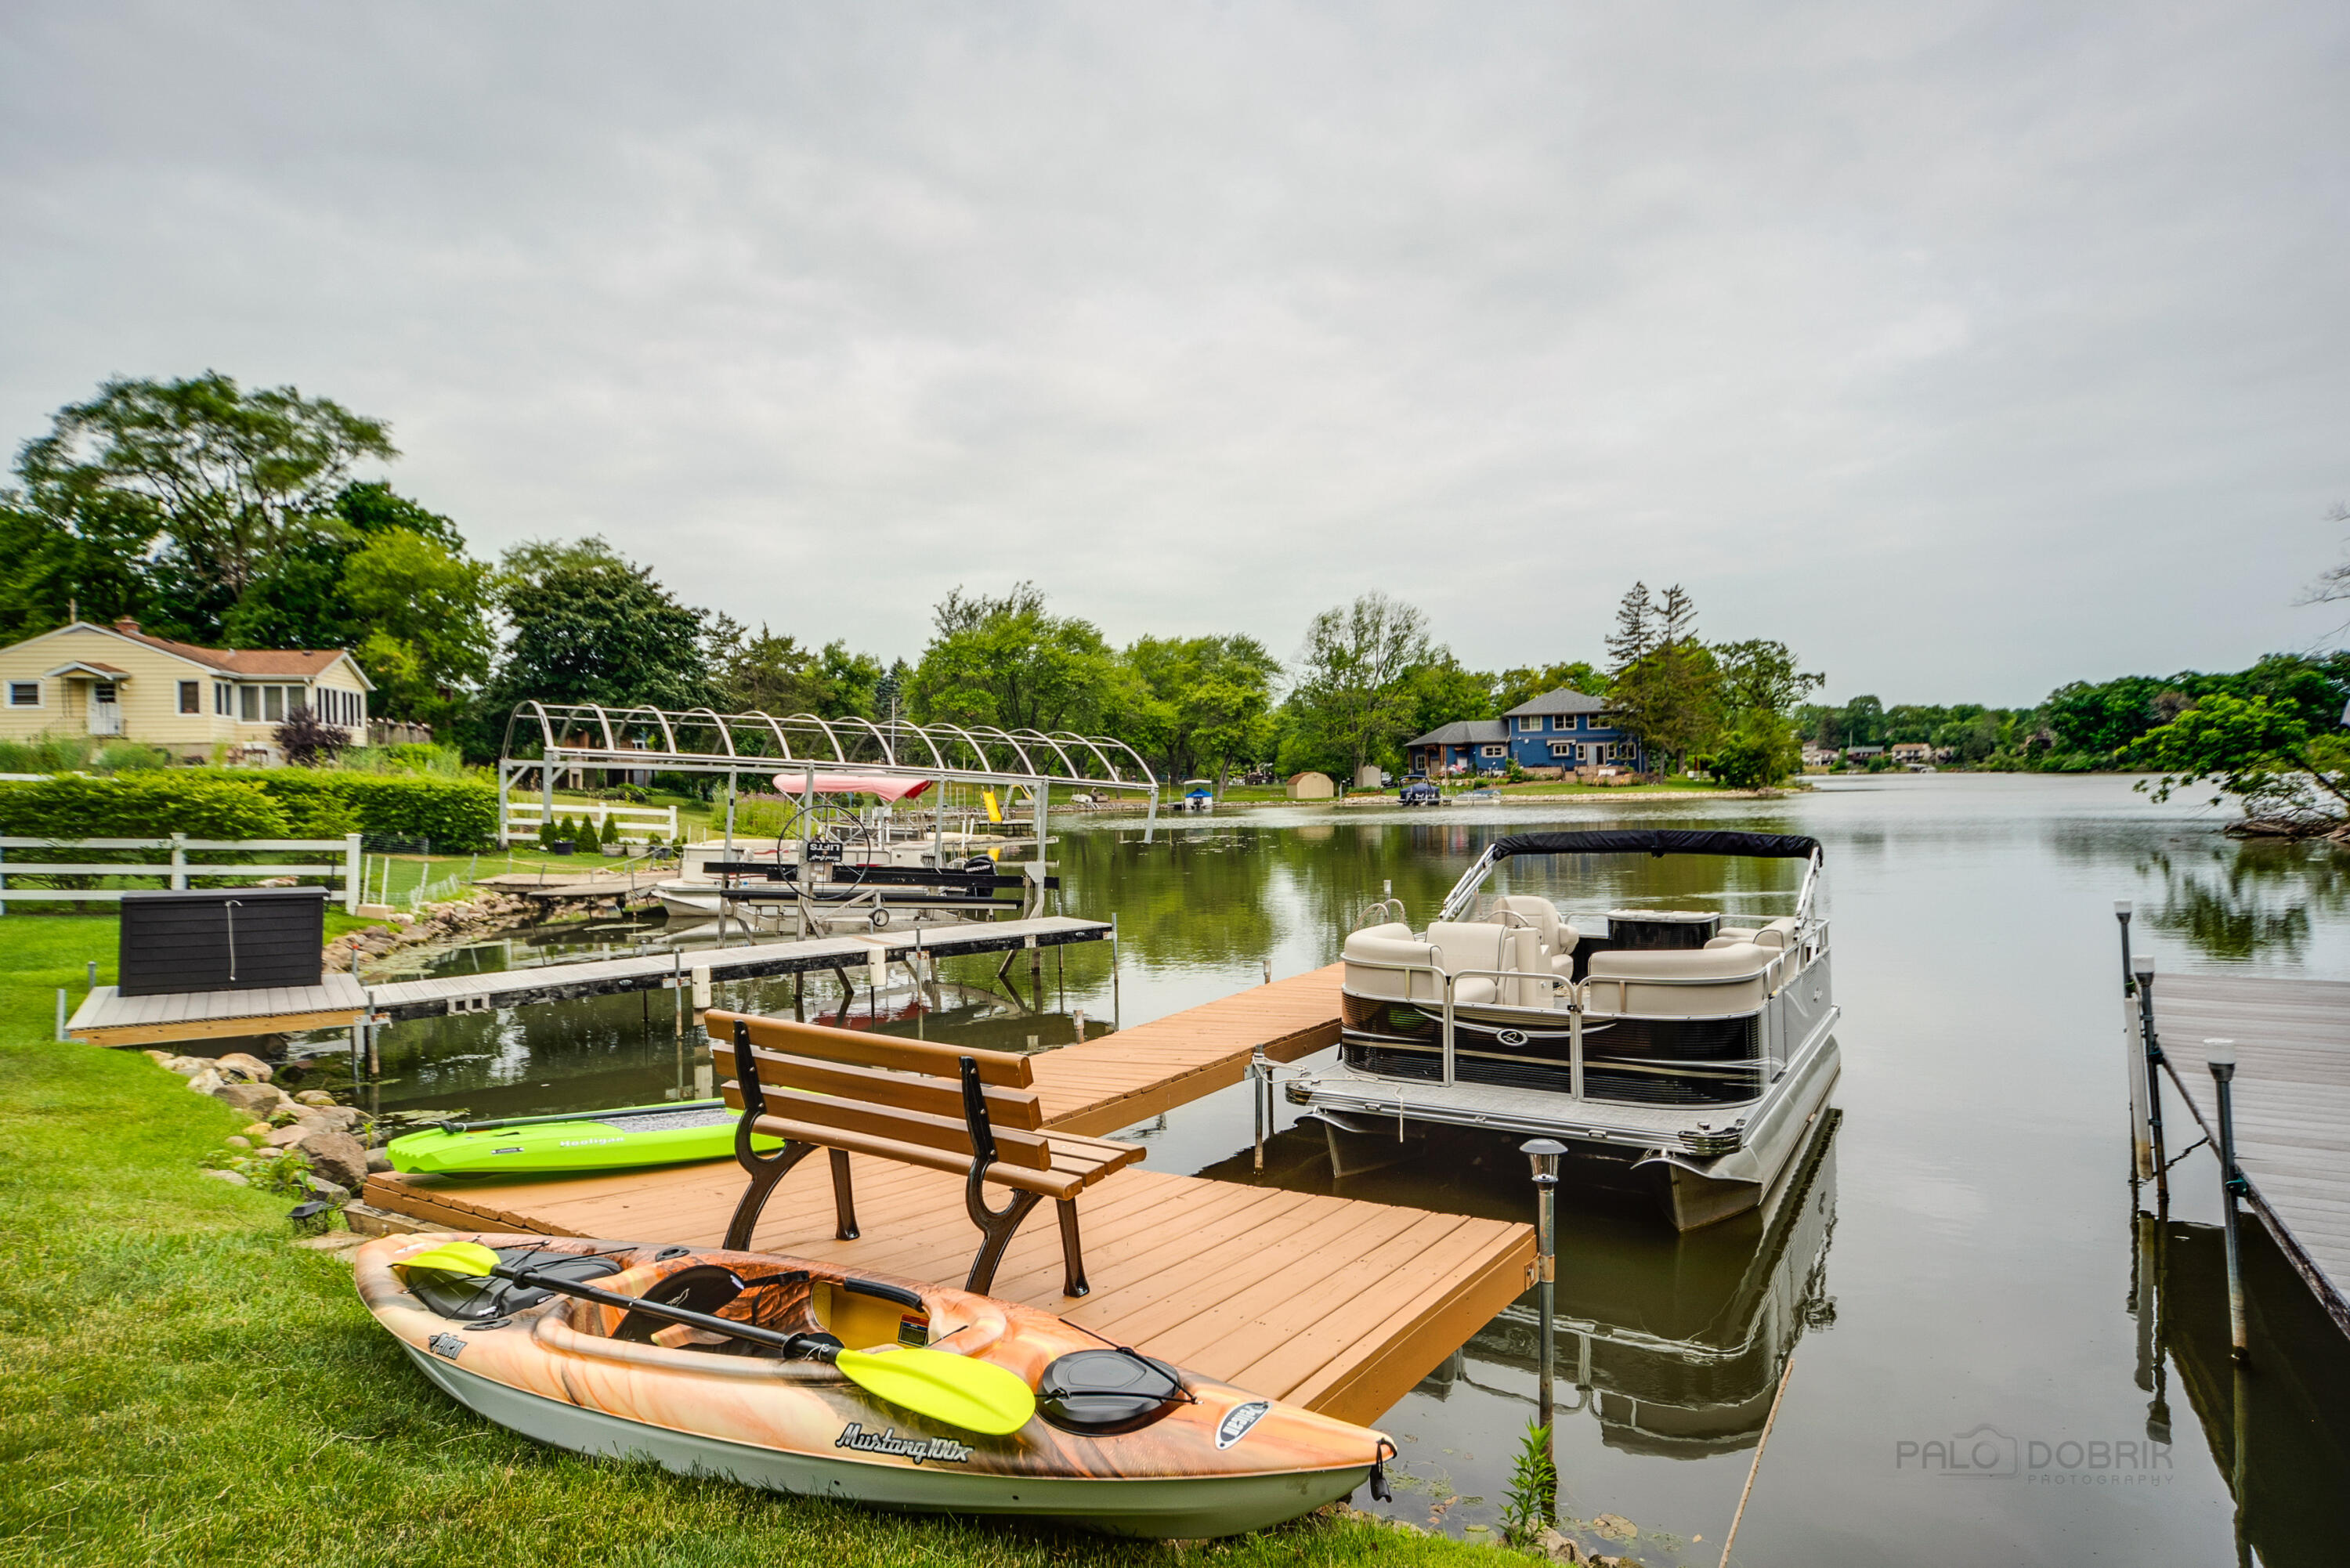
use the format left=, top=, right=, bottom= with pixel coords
left=709, top=1010, right=1141, bottom=1296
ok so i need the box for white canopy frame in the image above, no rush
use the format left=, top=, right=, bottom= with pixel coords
left=496, top=701, right=1159, bottom=851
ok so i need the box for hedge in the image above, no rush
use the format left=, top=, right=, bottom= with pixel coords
left=0, top=771, right=499, bottom=848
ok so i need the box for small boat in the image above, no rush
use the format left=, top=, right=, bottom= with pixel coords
left=387, top=1102, right=784, bottom=1177
left=355, top=1232, right=1391, bottom=1537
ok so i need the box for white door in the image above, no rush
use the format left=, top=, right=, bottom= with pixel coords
left=87, top=681, right=123, bottom=736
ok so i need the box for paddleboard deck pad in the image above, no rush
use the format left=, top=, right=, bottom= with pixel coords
left=386, top=1103, right=783, bottom=1176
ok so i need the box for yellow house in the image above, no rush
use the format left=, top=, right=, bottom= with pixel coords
left=0, top=618, right=373, bottom=764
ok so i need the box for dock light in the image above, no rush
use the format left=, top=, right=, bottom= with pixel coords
left=2204, top=1039, right=2247, bottom=1360
left=1520, top=1138, right=1567, bottom=1430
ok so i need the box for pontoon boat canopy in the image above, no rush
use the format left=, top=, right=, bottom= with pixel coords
left=1485, top=829, right=1822, bottom=861
left=770, top=773, right=932, bottom=802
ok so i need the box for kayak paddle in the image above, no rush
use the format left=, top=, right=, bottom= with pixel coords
left=394, top=1241, right=1035, bottom=1436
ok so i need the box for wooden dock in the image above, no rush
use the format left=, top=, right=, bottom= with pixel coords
left=2153, top=973, right=2350, bottom=1339
left=364, top=962, right=1536, bottom=1423
left=69, top=916, right=1108, bottom=1046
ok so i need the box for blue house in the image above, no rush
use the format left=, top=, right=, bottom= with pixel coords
left=1404, top=688, right=1647, bottom=778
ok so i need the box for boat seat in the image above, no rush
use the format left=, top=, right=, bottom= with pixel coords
left=710, top=1012, right=1143, bottom=1298
left=1344, top=927, right=1444, bottom=1003
left=1427, top=922, right=1553, bottom=1007
left=1583, top=942, right=1775, bottom=1017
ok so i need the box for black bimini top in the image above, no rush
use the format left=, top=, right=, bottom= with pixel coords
left=1486, top=829, right=1821, bottom=862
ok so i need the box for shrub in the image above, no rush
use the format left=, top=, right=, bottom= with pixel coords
left=0, top=774, right=290, bottom=840
left=246, top=772, right=497, bottom=847
left=92, top=741, right=172, bottom=773
left=340, top=743, right=465, bottom=778
left=0, top=733, right=96, bottom=774
left=599, top=813, right=621, bottom=847
left=273, top=706, right=350, bottom=768
left=536, top=814, right=556, bottom=851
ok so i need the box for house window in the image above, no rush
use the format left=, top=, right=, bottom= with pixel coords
left=1517, top=717, right=1541, bottom=732
left=1561, top=715, right=1580, bottom=731
left=239, top=685, right=258, bottom=721
left=263, top=685, right=284, bottom=722
left=1548, top=740, right=1573, bottom=757
left=1480, top=744, right=1506, bottom=758
left=179, top=680, right=200, bottom=714
left=7, top=681, right=38, bottom=707
left=215, top=682, right=231, bottom=716
left=92, top=681, right=118, bottom=705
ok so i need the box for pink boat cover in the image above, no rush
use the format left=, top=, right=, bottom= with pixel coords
left=768, top=772, right=934, bottom=802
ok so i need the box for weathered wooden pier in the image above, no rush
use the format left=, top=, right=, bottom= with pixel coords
left=361, top=964, right=1538, bottom=1425
left=2138, top=970, right=2350, bottom=1339
left=67, top=915, right=1109, bottom=1047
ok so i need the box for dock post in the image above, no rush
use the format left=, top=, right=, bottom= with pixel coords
left=1110, top=912, right=1121, bottom=1031
left=2135, top=958, right=2167, bottom=1205
left=2204, top=1039, right=2248, bottom=1360
left=1251, top=1050, right=1271, bottom=1172
left=55, top=988, right=67, bottom=1042
left=1522, top=1138, right=1566, bottom=1431
left=2117, top=902, right=2153, bottom=1184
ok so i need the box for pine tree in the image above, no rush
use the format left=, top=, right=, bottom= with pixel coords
left=1604, top=583, right=1655, bottom=671
left=1655, top=583, right=1697, bottom=649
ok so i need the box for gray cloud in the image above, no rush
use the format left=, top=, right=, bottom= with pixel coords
left=3, top=1, right=2345, bottom=703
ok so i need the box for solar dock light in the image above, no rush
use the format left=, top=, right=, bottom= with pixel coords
left=1521, top=1137, right=1567, bottom=1429
left=2204, top=1039, right=2247, bottom=1360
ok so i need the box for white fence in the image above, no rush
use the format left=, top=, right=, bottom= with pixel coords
left=0, top=833, right=364, bottom=914
left=500, top=800, right=678, bottom=847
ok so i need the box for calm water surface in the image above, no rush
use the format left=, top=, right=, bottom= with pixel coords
left=316, top=775, right=2350, bottom=1566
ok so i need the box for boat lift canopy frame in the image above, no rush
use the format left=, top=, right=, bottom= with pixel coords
left=496, top=702, right=1159, bottom=849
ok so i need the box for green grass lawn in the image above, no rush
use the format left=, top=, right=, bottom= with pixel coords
left=0, top=916, right=1509, bottom=1567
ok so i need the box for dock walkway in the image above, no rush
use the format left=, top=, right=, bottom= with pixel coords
left=69, top=915, right=1108, bottom=1046
left=364, top=963, right=1536, bottom=1423
left=2154, top=973, right=2350, bottom=1338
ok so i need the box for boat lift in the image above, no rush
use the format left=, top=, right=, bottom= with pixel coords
left=494, top=703, right=1162, bottom=869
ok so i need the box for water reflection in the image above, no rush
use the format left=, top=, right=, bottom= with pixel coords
left=2138, top=842, right=2348, bottom=963
left=2136, top=1212, right=2350, bottom=1568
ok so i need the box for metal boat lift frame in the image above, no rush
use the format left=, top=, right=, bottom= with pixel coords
left=495, top=702, right=1161, bottom=857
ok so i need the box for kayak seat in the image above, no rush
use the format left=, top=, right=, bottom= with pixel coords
left=611, top=1263, right=836, bottom=1357
left=709, top=1010, right=1144, bottom=1299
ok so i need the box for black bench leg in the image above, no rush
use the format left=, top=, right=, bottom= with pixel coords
left=964, top=1188, right=1044, bottom=1297
left=828, top=1147, right=859, bottom=1240
left=1054, top=1197, right=1090, bottom=1297
left=724, top=1140, right=817, bottom=1251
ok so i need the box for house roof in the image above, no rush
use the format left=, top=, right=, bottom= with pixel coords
left=43, top=659, right=131, bottom=678
left=16, top=620, right=374, bottom=689
left=1406, top=719, right=1509, bottom=746
left=1501, top=687, right=1609, bottom=718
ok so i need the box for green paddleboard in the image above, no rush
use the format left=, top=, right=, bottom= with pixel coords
left=387, top=1101, right=783, bottom=1177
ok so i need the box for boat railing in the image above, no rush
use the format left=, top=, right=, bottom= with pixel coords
left=1351, top=898, right=1408, bottom=932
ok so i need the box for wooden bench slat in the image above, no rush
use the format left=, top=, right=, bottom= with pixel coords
left=743, top=1115, right=1128, bottom=1199
left=711, top=1042, right=1045, bottom=1131
left=710, top=1009, right=1034, bottom=1087
left=722, top=1082, right=1054, bottom=1170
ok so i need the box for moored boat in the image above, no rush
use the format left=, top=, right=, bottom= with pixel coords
left=355, top=1232, right=1390, bottom=1537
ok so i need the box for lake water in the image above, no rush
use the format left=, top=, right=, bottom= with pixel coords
left=310, top=775, right=2350, bottom=1567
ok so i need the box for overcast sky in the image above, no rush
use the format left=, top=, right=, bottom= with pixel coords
left=3, top=2, right=2345, bottom=705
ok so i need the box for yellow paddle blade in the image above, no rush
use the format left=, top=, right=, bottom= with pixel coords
left=393, top=1241, right=500, bottom=1278
left=836, top=1346, right=1036, bottom=1436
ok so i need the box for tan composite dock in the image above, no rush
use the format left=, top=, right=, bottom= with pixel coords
left=364, top=963, right=1535, bottom=1423
left=2153, top=973, right=2350, bottom=1339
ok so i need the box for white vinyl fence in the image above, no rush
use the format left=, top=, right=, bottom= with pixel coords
left=0, top=833, right=364, bottom=914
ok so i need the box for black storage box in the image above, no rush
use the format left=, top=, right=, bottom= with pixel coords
left=118, top=887, right=329, bottom=997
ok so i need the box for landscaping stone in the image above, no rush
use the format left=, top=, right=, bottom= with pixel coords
left=185, top=1068, right=225, bottom=1097
left=201, top=1169, right=249, bottom=1187
left=294, top=1090, right=338, bottom=1107
left=163, top=1056, right=209, bottom=1075
left=212, top=1081, right=282, bottom=1117
left=243, top=1121, right=273, bottom=1138
left=215, top=1051, right=273, bottom=1082
left=266, top=1124, right=312, bottom=1148
left=224, top=1135, right=251, bottom=1150
left=304, top=1176, right=352, bottom=1202
left=365, top=1149, right=393, bottom=1174
left=297, top=1129, right=370, bottom=1192
left=1538, top=1528, right=1585, bottom=1563
left=1591, top=1515, right=1637, bottom=1541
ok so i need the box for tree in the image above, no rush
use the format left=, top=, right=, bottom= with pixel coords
left=706, top=617, right=888, bottom=719
left=908, top=583, right=1120, bottom=733
left=13, top=374, right=395, bottom=638
left=1123, top=634, right=1283, bottom=789
left=1715, top=640, right=1824, bottom=720
left=1839, top=695, right=1885, bottom=748
left=1700, top=640, right=1822, bottom=788
left=1603, top=583, right=1721, bottom=772
left=1287, top=592, right=1434, bottom=781
left=1495, top=661, right=1604, bottom=714
left=1399, top=654, right=1496, bottom=746
left=342, top=529, right=496, bottom=730
left=2124, top=692, right=2348, bottom=834
left=492, top=537, right=710, bottom=714
left=0, top=488, right=154, bottom=639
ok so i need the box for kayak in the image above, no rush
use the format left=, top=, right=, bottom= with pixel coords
left=386, top=1102, right=783, bottom=1177
left=354, top=1231, right=1392, bottom=1537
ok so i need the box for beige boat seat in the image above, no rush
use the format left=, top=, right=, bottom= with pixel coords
left=1426, top=921, right=1555, bottom=1007
left=1343, top=924, right=1444, bottom=1003
left=1584, top=943, right=1775, bottom=1017
left=1716, top=927, right=1759, bottom=944
left=1490, top=895, right=1581, bottom=976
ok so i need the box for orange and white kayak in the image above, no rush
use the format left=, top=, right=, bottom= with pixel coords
left=354, top=1232, right=1391, bottom=1537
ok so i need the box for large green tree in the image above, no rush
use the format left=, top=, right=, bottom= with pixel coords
left=908, top=583, right=1121, bottom=733
left=13, top=373, right=395, bottom=638
left=707, top=615, right=890, bottom=720
left=1123, top=634, right=1282, bottom=789
left=1286, top=592, right=1434, bottom=781
left=342, top=529, right=496, bottom=731
left=2124, top=692, right=2348, bottom=833
left=1603, top=583, right=1721, bottom=772
left=1495, top=661, right=1603, bottom=713
left=492, top=537, right=710, bottom=714
left=1701, top=639, right=1822, bottom=787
